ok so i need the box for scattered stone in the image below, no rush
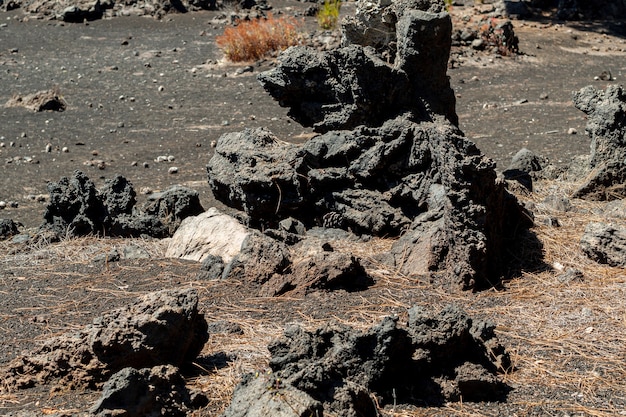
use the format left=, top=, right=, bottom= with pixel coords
left=91, top=365, right=196, bottom=417
left=567, top=127, right=577, bottom=135
left=0, top=218, right=21, bottom=240
left=5, top=88, right=67, bottom=112
left=166, top=207, right=250, bottom=263
left=223, top=306, right=511, bottom=416
left=0, top=288, right=208, bottom=390
left=580, top=222, right=626, bottom=267
left=168, top=166, right=179, bottom=174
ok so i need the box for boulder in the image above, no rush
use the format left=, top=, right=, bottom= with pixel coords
left=208, top=115, right=530, bottom=290
left=0, top=218, right=21, bottom=240
left=223, top=306, right=511, bottom=416
left=1, top=288, right=208, bottom=390
left=570, top=85, right=626, bottom=200
left=91, top=365, right=196, bottom=417
left=580, top=222, right=626, bottom=267
left=166, top=207, right=249, bottom=263
left=40, top=171, right=202, bottom=239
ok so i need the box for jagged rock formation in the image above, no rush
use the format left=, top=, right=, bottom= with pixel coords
left=41, top=170, right=203, bottom=239
left=259, top=4, right=457, bottom=132
left=207, top=0, right=532, bottom=290
left=570, top=85, right=626, bottom=200
left=222, top=306, right=511, bottom=417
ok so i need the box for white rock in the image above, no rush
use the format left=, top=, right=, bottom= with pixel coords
left=165, top=208, right=250, bottom=263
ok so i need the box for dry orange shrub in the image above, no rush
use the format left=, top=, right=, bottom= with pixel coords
left=216, top=14, right=301, bottom=62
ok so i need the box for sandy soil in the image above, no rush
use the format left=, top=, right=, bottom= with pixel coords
left=1, top=1, right=626, bottom=416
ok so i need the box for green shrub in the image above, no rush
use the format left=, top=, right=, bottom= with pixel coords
left=317, top=0, right=341, bottom=30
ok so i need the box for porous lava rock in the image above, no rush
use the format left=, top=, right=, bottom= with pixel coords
left=208, top=0, right=531, bottom=290
left=41, top=170, right=203, bottom=239
left=221, top=305, right=511, bottom=417
left=580, top=222, right=626, bottom=267
left=0, top=288, right=208, bottom=391
left=570, top=85, right=626, bottom=200
left=0, top=218, right=21, bottom=240
left=258, top=0, right=457, bottom=132
left=91, top=365, right=199, bottom=417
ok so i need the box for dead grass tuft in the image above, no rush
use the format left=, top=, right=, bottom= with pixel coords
left=216, top=14, right=302, bottom=62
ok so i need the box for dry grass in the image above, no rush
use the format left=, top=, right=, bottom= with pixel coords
left=216, top=14, right=302, bottom=62
left=186, top=178, right=626, bottom=416
left=2, top=178, right=625, bottom=416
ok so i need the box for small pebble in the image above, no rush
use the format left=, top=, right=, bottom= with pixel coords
left=131, top=161, right=138, bottom=166
left=167, top=155, right=175, bottom=162
left=143, top=162, right=150, bottom=168
left=168, top=166, right=179, bottom=174
left=62, top=147, right=69, bottom=153
left=45, top=143, right=52, bottom=153
left=567, top=128, right=577, bottom=135
left=158, top=85, right=164, bottom=92
left=0, top=201, right=6, bottom=209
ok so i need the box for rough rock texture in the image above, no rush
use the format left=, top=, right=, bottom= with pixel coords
left=207, top=0, right=533, bottom=290
left=5, top=88, right=67, bottom=111
left=222, top=306, right=511, bottom=417
left=0, top=288, right=208, bottom=390
left=142, top=185, right=204, bottom=232
left=258, top=0, right=457, bottom=132
left=580, top=222, right=626, bottom=267
left=91, top=365, right=195, bottom=417
left=208, top=114, right=529, bottom=289
left=0, top=218, right=21, bottom=240
left=41, top=170, right=202, bottom=239
left=570, top=85, right=626, bottom=200
left=166, top=207, right=250, bottom=263
left=220, top=230, right=373, bottom=296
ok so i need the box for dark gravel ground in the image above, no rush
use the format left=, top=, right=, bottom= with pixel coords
left=0, top=2, right=625, bottom=416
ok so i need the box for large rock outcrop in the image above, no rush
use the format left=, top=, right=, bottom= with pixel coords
left=207, top=0, right=532, bottom=290
left=258, top=3, right=457, bottom=132
left=570, top=85, right=626, bottom=200
left=222, top=306, right=511, bottom=417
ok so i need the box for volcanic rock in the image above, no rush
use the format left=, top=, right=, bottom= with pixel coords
left=208, top=0, right=532, bottom=290
left=0, top=288, right=208, bottom=390
left=570, top=85, right=626, bottom=200
left=580, top=222, right=626, bottom=267
left=222, top=305, right=511, bottom=417
left=40, top=171, right=202, bottom=239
